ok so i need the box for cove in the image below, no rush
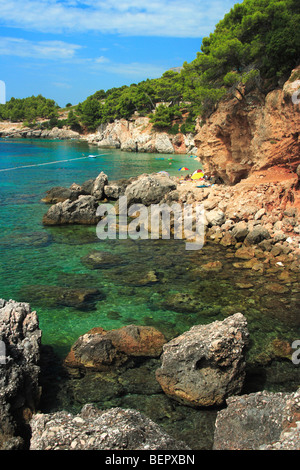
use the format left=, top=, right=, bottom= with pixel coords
left=0, top=138, right=299, bottom=449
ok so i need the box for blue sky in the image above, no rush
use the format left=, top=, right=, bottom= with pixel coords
left=0, top=0, right=238, bottom=107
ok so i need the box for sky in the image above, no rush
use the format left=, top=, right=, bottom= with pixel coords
left=0, top=0, right=239, bottom=107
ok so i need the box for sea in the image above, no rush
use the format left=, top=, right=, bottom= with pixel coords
left=0, top=137, right=299, bottom=448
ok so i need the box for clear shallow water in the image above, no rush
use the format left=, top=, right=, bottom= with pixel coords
left=0, top=138, right=299, bottom=387
left=0, top=138, right=200, bottom=353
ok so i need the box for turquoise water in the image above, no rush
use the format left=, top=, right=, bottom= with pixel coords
left=0, top=138, right=201, bottom=353
left=0, top=138, right=299, bottom=391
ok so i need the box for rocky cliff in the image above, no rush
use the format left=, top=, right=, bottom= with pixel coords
left=83, top=116, right=197, bottom=155
left=0, top=299, right=41, bottom=449
left=194, top=66, right=300, bottom=185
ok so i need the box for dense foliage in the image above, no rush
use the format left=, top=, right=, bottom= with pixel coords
left=74, top=0, right=299, bottom=132
left=0, top=95, right=59, bottom=123
left=1, top=0, right=299, bottom=134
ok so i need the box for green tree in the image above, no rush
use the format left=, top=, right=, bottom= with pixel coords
left=67, top=110, right=81, bottom=132
left=149, top=104, right=182, bottom=131
left=77, top=98, right=102, bottom=130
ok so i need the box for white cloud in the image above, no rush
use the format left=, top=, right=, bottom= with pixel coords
left=93, top=60, right=166, bottom=79
left=0, top=0, right=236, bottom=37
left=0, top=37, right=82, bottom=59
left=52, top=81, right=71, bottom=88
left=95, top=56, right=110, bottom=64
left=0, top=35, right=165, bottom=81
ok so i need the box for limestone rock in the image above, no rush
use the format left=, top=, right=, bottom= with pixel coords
left=194, top=67, right=300, bottom=184
left=155, top=133, right=174, bottom=153
left=64, top=325, right=167, bottom=371
left=0, top=299, right=41, bottom=449
left=155, top=313, right=249, bottom=407
left=125, top=174, right=176, bottom=206
left=205, top=209, right=226, bottom=226
left=244, top=225, right=270, bottom=245
left=91, top=171, right=109, bottom=200
left=220, top=231, right=237, bottom=246
left=19, top=285, right=105, bottom=311
left=235, top=246, right=255, bottom=259
left=81, top=250, right=125, bottom=269
left=42, top=195, right=100, bottom=225
left=231, top=221, right=249, bottom=241
left=104, top=184, right=123, bottom=199
left=41, top=186, right=81, bottom=204
left=213, top=388, right=300, bottom=450
left=29, top=404, right=190, bottom=450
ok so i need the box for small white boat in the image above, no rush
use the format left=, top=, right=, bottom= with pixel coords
left=88, top=154, right=96, bottom=158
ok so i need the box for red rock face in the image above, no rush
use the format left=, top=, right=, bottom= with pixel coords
left=194, top=66, right=300, bottom=186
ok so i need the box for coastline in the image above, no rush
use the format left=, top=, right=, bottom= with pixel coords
left=0, top=159, right=299, bottom=450
left=0, top=117, right=198, bottom=156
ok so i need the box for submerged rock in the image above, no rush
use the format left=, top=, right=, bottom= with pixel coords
left=0, top=231, right=52, bottom=248
left=29, top=404, right=190, bottom=450
left=81, top=250, right=125, bottom=269
left=19, top=285, right=105, bottom=311
left=155, top=313, right=249, bottom=407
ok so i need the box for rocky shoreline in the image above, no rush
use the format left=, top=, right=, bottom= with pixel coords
left=0, top=298, right=299, bottom=450
left=0, top=165, right=299, bottom=450
left=1, top=65, right=299, bottom=449
left=41, top=169, right=300, bottom=265
left=1, top=66, right=299, bottom=183
left=0, top=116, right=197, bottom=155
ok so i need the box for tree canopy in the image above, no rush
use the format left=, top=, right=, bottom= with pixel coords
left=0, top=95, right=59, bottom=123
left=1, top=0, right=299, bottom=134
left=75, top=0, right=299, bottom=132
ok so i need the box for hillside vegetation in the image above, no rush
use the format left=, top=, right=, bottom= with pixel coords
left=1, top=0, right=299, bottom=134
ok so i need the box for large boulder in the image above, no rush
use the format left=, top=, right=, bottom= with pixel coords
left=155, top=313, right=249, bottom=407
left=103, top=177, right=138, bottom=200
left=154, top=133, right=174, bottom=153
left=231, top=221, right=249, bottom=241
left=125, top=174, right=176, bottom=206
left=244, top=225, right=271, bottom=245
left=91, top=172, right=109, bottom=200
left=29, top=404, right=189, bottom=450
left=0, top=299, right=41, bottom=449
left=64, top=325, right=167, bottom=371
left=42, top=195, right=100, bottom=225
left=205, top=208, right=226, bottom=226
left=213, top=388, right=300, bottom=450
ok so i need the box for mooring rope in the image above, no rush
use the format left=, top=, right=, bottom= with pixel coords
left=0, top=155, right=106, bottom=172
